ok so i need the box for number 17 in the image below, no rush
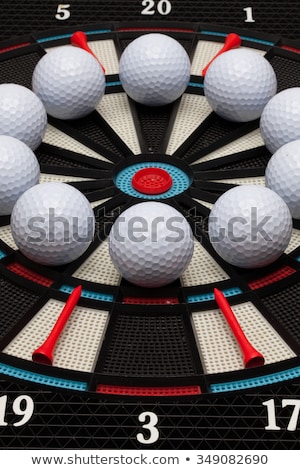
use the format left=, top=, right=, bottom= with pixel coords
left=263, top=398, right=300, bottom=431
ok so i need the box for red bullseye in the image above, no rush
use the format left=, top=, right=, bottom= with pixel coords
left=132, top=167, right=173, bottom=195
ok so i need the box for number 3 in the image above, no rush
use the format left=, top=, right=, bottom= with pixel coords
left=137, top=411, right=160, bottom=444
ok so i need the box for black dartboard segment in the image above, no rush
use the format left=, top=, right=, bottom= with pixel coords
left=0, top=19, right=300, bottom=450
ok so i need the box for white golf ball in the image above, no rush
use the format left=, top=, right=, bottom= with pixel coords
left=260, top=87, right=300, bottom=153
left=208, top=185, right=292, bottom=269
left=109, top=201, right=194, bottom=287
left=0, top=83, right=47, bottom=150
left=32, top=46, right=106, bottom=120
left=0, top=135, right=40, bottom=215
left=204, top=49, right=277, bottom=122
left=11, top=182, right=95, bottom=266
left=119, top=33, right=190, bottom=106
left=265, top=140, right=300, bottom=219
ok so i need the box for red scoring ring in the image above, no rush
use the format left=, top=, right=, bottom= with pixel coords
left=132, top=167, right=173, bottom=195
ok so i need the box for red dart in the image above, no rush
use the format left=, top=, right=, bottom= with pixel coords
left=214, top=288, right=264, bottom=369
left=202, top=33, right=242, bottom=77
left=32, top=285, right=82, bottom=366
left=71, top=31, right=106, bottom=74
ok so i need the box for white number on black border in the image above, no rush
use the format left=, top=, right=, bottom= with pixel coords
left=0, top=395, right=34, bottom=427
left=263, top=398, right=300, bottom=431
left=141, top=0, right=172, bottom=16
left=243, top=6, right=255, bottom=22
left=55, top=4, right=71, bottom=20
left=137, top=411, right=160, bottom=444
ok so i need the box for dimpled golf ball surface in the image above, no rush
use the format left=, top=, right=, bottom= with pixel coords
left=208, top=185, right=292, bottom=269
left=265, top=140, right=300, bottom=219
left=119, top=33, right=190, bottom=106
left=204, top=49, right=277, bottom=122
left=0, top=84, right=47, bottom=150
left=11, top=182, right=95, bottom=266
left=109, top=202, right=194, bottom=287
left=0, top=136, right=40, bottom=215
left=32, top=46, right=106, bottom=120
left=260, top=87, right=300, bottom=153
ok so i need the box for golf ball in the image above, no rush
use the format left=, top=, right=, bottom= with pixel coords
left=204, top=49, right=277, bottom=122
left=11, top=182, right=95, bottom=266
left=260, top=87, right=300, bottom=153
left=0, top=83, right=47, bottom=150
left=0, top=136, right=40, bottom=216
left=265, top=140, right=300, bottom=219
left=119, top=33, right=190, bottom=106
left=208, top=185, right=292, bottom=269
left=32, top=46, right=106, bottom=120
left=109, top=201, right=194, bottom=287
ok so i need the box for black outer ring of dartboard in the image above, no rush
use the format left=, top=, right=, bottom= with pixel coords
left=0, top=22, right=300, bottom=402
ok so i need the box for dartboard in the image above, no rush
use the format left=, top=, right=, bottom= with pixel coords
left=1, top=1, right=300, bottom=450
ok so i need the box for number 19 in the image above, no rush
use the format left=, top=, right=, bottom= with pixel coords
left=0, top=395, right=34, bottom=427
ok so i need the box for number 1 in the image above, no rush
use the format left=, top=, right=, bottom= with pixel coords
left=0, top=396, right=8, bottom=426
left=262, top=399, right=281, bottom=430
left=243, top=6, right=255, bottom=23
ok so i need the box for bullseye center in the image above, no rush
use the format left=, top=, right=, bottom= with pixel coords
left=132, top=167, right=173, bottom=195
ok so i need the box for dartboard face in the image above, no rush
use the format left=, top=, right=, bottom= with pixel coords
left=1, top=1, right=300, bottom=450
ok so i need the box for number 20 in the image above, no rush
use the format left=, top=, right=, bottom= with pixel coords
left=141, top=0, right=172, bottom=16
